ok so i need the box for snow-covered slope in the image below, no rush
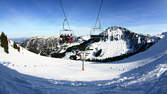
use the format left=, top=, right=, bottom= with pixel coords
left=0, top=44, right=126, bottom=81
left=87, top=39, right=129, bottom=59
left=0, top=32, right=167, bottom=94
left=0, top=32, right=166, bottom=81
left=0, top=64, right=48, bottom=94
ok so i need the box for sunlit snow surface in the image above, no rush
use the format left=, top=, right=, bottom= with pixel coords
left=0, top=33, right=167, bottom=94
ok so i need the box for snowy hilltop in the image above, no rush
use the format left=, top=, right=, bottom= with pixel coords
left=84, top=26, right=160, bottom=61
left=0, top=31, right=167, bottom=94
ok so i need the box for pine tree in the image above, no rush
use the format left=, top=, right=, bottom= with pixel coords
left=0, top=32, right=9, bottom=53
left=13, top=41, right=20, bottom=52
left=0, top=34, right=1, bottom=46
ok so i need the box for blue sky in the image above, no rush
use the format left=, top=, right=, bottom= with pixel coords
left=0, top=0, right=167, bottom=38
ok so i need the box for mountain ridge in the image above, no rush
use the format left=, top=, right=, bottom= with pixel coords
left=19, top=26, right=161, bottom=61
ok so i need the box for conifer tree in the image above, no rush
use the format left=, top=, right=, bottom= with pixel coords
left=0, top=32, right=9, bottom=53
left=13, top=41, right=20, bottom=52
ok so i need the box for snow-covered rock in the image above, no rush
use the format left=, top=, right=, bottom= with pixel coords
left=21, top=35, right=83, bottom=57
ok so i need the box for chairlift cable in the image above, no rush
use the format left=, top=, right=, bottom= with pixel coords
left=94, top=0, right=103, bottom=29
left=59, top=0, right=71, bottom=30
left=90, top=0, right=104, bottom=36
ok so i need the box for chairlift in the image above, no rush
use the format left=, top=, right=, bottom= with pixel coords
left=59, top=19, right=75, bottom=44
left=90, top=23, right=105, bottom=39
left=59, top=0, right=75, bottom=44
left=59, top=18, right=73, bottom=35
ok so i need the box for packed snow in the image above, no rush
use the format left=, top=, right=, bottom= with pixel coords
left=0, top=43, right=127, bottom=81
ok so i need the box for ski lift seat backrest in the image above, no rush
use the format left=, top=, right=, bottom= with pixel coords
left=91, top=27, right=104, bottom=35
left=59, top=18, right=73, bottom=36
left=61, top=28, right=72, bottom=32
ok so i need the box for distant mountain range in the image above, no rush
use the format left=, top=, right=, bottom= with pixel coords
left=10, top=37, right=29, bottom=44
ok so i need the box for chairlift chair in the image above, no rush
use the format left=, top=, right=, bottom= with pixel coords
left=60, top=18, right=73, bottom=34
left=58, top=0, right=75, bottom=44
left=90, top=19, right=105, bottom=40
left=59, top=18, right=75, bottom=44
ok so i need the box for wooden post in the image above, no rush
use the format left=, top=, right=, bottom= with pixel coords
left=82, top=59, right=84, bottom=71
left=81, top=51, right=85, bottom=71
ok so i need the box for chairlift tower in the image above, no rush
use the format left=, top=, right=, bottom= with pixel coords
left=80, top=46, right=89, bottom=71
left=81, top=51, right=85, bottom=71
